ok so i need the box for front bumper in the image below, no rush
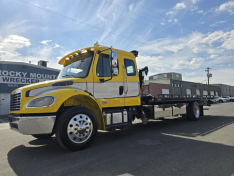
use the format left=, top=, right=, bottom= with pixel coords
left=9, top=115, right=56, bottom=135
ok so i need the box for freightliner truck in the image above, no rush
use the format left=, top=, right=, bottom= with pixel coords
left=9, top=43, right=213, bottom=151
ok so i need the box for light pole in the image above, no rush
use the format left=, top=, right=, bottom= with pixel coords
left=205, top=67, right=212, bottom=96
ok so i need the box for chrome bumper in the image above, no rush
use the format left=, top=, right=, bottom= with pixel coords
left=9, top=115, right=56, bottom=135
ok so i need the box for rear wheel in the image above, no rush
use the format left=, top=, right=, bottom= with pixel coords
left=187, top=102, right=200, bottom=121
left=219, top=100, right=223, bottom=103
left=32, top=133, right=54, bottom=139
left=55, top=106, right=98, bottom=151
left=230, top=99, right=233, bottom=102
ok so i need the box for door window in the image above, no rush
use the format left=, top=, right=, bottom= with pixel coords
left=96, top=54, right=111, bottom=77
left=124, top=59, right=136, bottom=76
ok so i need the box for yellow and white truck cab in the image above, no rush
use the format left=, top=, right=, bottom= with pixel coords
left=9, top=43, right=211, bottom=151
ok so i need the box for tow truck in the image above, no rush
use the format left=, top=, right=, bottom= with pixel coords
left=9, top=43, right=214, bottom=151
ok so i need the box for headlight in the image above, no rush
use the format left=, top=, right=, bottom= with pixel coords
left=27, top=96, right=55, bottom=108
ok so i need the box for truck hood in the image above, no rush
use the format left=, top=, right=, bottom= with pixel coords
left=12, top=78, right=86, bottom=94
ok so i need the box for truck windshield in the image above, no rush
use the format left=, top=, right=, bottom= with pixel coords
left=57, top=52, right=93, bottom=79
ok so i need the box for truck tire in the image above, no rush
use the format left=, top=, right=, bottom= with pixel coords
left=32, top=133, right=54, bottom=139
left=187, top=102, right=200, bottom=121
left=55, top=106, right=98, bottom=151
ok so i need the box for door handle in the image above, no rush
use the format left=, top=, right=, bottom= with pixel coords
left=119, top=86, right=124, bottom=95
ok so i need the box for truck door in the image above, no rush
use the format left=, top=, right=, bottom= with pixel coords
left=93, top=52, right=125, bottom=107
left=123, top=58, right=141, bottom=106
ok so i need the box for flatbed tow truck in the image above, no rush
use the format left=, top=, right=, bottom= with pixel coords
left=9, top=43, right=214, bottom=151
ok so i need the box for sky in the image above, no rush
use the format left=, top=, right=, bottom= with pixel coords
left=0, top=0, right=234, bottom=85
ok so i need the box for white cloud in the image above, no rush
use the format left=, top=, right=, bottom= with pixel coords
left=166, top=11, right=175, bottom=16
left=172, top=57, right=203, bottom=69
left=191, top=0, right=200, bottom=4
left=174, top=3, right=186, bottom=10
left=136, top=55, right=167, bottom=72
left=186, top=72, right=195, bottom=76
left=0, top=35, right=31, bottom=61
left=140, top=29, right=234, bottom=57
left=214, top=55, right=234, bottom=63
left=210, top=21, right=226, bottom=27
left=54, top=44, right=61, bottom=48
left=201, top=30, right=229, bottom=45
left=197, top=10, right=203, bottom=13
left=40, top=40, right=52, bottom=45
left=215, top=1, right=234, bottom=15
left=140, top=38, right=186, bottom=54
left=174, top=19, right=178, bottom=23
left=221, top=30, right=234, bottom=50
left=0, top=35, right=61, bottom=69
left=190, top=6, right=199, bottom=11
left=228, top=64, right=232, bottom=66
left=129, top=3, right=135, bottom=12
left=210, top=54, right=219, bottom=59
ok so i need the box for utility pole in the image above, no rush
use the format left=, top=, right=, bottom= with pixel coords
left=205, top=67, right=212, bottom=96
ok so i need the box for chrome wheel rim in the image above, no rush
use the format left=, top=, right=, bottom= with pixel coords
left=67, top=114, right=93, bottom=143
left=193, top=103, right=200, bottom=118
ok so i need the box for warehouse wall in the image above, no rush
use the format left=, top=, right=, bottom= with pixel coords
left=0, top=62, right=60, bottom=94
left=171, top=80, right=221, bottom=96
left=211, top=84, right=234, bottom=96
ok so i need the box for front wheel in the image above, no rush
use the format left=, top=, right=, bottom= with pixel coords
left=55, top=107, right=98, bottom=151
left=219, top=100, right=223, bottom=103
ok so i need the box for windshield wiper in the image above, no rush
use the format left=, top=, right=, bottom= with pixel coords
left=62, top=74, right=74, bottom=78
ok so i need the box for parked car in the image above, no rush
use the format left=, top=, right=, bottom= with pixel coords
left=216, top=97, right=227, bottom=103
left=223, top=96, right=231, bottom=101
left=228, top=96, right=234, bottom=102
left=210, top=97, right=219, bottom=104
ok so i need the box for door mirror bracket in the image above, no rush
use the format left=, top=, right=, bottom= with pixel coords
left=98, top=47, right=119, bottom=82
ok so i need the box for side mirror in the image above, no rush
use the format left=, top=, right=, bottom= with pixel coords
left=111, top=50, right=118, bottom=67
left=110, top=50, right=118, bottom=76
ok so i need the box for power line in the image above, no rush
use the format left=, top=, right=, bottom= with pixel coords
left=18, top=0, right=147, bottom=45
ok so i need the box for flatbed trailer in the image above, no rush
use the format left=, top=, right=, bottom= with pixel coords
left=139, top=94, right=214, bottom=124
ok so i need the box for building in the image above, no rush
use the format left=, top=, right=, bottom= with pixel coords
left=149, top=72, right=182, bottom=81
left=0, top=61, right=60, bottom=115
left=211, top=84, right=234, bottom=96
left=143, top=72, right=221, bottom=97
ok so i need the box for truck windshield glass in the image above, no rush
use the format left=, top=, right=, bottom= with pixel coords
left=58, top=52, right=93, bottom=79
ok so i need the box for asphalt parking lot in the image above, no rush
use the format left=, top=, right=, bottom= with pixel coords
left=1, top=102, right=234, bottom=176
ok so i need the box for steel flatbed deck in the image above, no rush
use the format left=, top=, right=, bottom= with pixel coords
left=141, top=94, right=214, bottom=105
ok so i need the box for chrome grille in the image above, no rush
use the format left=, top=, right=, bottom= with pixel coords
left=10, top=92, right=21, bottom=111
